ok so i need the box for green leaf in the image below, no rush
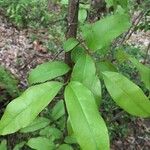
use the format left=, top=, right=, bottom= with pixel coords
left=39, top=126, right=62, bottom=141
left=129, top=57, right=150, bottom=90
left=65, top=81, right=109, bottom=150
left=56, top=116, right=66, bottom=130
left=82, top=12, right=130, bottom=51
left=78, top=9, right=87, bottom=23
left=67, top=118, right=74, bottom=135
left=116, top=49, right=150, bottom=90
left=27, top=137, right=55, bottom=150
left=71, top=54, right=101, bottom=106
left=96, top=61, right=117, bottom=79
left=80, top=3, right=90, bottom=9
left=28, top=61, right=70, bottom=84
left=13, top=141, right=26, bottom=150
left=71, top=46, right=85, bottom=63
left=20, top=117, right=50, bottom=133
left=103, top=71, right=150, bottom=117
left=0, top=140, right=7, bottom=150
left=60, top=0, right=68, bottom=5
left=117, top=0, right=128, bottom=9
left=72, top=55, right=96, bottom=80
left=57, top=144, right=73, bottom=150
left=0, top=82, right=62, bottom=135
left=105, top=0, right=114, bottom=7
left=51, top=100, right=65, bottom=121
left=63, top=38, right=79, bottom=52
left=64, top=136, right=77, bottom=144
left=105, top=0, right=128, bottom=9
left=116, top=48, right=129, bottom=63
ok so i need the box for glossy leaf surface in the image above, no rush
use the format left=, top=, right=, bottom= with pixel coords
left=27, top=137, right=55, bottom=150
left=0, top=82, right=62, bottom=135
left=82, top=13, right=130, bottom=51
left=28, top=61, right=70, bottom=84
left=103, top=71, right=150, bottom=117
left=65, top=81, right=109, bottom=150
left=71, top=54, right=101, bottom=106
left=71, top=46, right=85, bottom=63
left=96, top=61, right=117, bottom=79
left=51, top=100, right=65, bottom=121
left=39, top=126, right=62, bottom=141
left=20, top=117, right=50, bottom=133
left=63, top=38, right=79, bottom=52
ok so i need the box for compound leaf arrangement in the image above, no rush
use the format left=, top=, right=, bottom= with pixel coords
left=0, top=0, right=150, bottom=150
left=0, top=82, right=63, bottom=135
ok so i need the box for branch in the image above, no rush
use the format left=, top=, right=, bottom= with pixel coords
left=62, top=0, right=80, bottom=139
left=65, top=0, right=79, bottom=68
left=119, top=11, right=144, bottom=45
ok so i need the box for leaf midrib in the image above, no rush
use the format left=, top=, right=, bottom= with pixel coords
left=0, top=85, right=58, bottom=134
left=69, top=85, right=99, bottom=150
left=105, top=75, right=150, bottom=115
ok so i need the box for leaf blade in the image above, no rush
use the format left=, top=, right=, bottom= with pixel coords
left=129, top=57, right=150, bottom=90
left=28, top=61, right=70, bottom=84
left=20, top=117, right=50, bottom=133
left=27, top=137, right=55, bottom=150
left=103, top=71, right=150, bottom=117
left=65, top=81, right=109, bottom=150
left=63, top=38, right=79, bottom=52
left=51, top=100, right=65, bottom=121
left=0, top=81, right=62, bottom=135
left=71, top=54, right=101, bottom=106
left=82, top=12, right=130, bottom=51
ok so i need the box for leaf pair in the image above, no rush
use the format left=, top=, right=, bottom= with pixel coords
left=0, top=61, right=70, bottom=135
left=0, top=82, right=62, bottom=135
left=71, top=54, right=101, bottom=106
left=64, top=55, right=109, bottom=150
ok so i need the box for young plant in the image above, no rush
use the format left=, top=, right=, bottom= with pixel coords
left=0, top=0, right=150, bottom=149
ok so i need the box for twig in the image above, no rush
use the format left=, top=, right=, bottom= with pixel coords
left=119, top=11, right=144, bottom=45
left=52, top=49, right=64, bottom=61
left=110, top=110, right=125, bottom=122
left=144, top=42, right=150, bottom=64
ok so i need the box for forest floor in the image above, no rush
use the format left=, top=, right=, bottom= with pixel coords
left=0, top=12, right=150, bottom=150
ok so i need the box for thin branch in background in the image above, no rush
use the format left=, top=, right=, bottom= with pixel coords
left=52, top=49, right=64, bottom=61
left=110, top=110, right=125, bottom=122
left=119, top=11, right=144, bottom=45
left=144, top=42, right=150, bottom=64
